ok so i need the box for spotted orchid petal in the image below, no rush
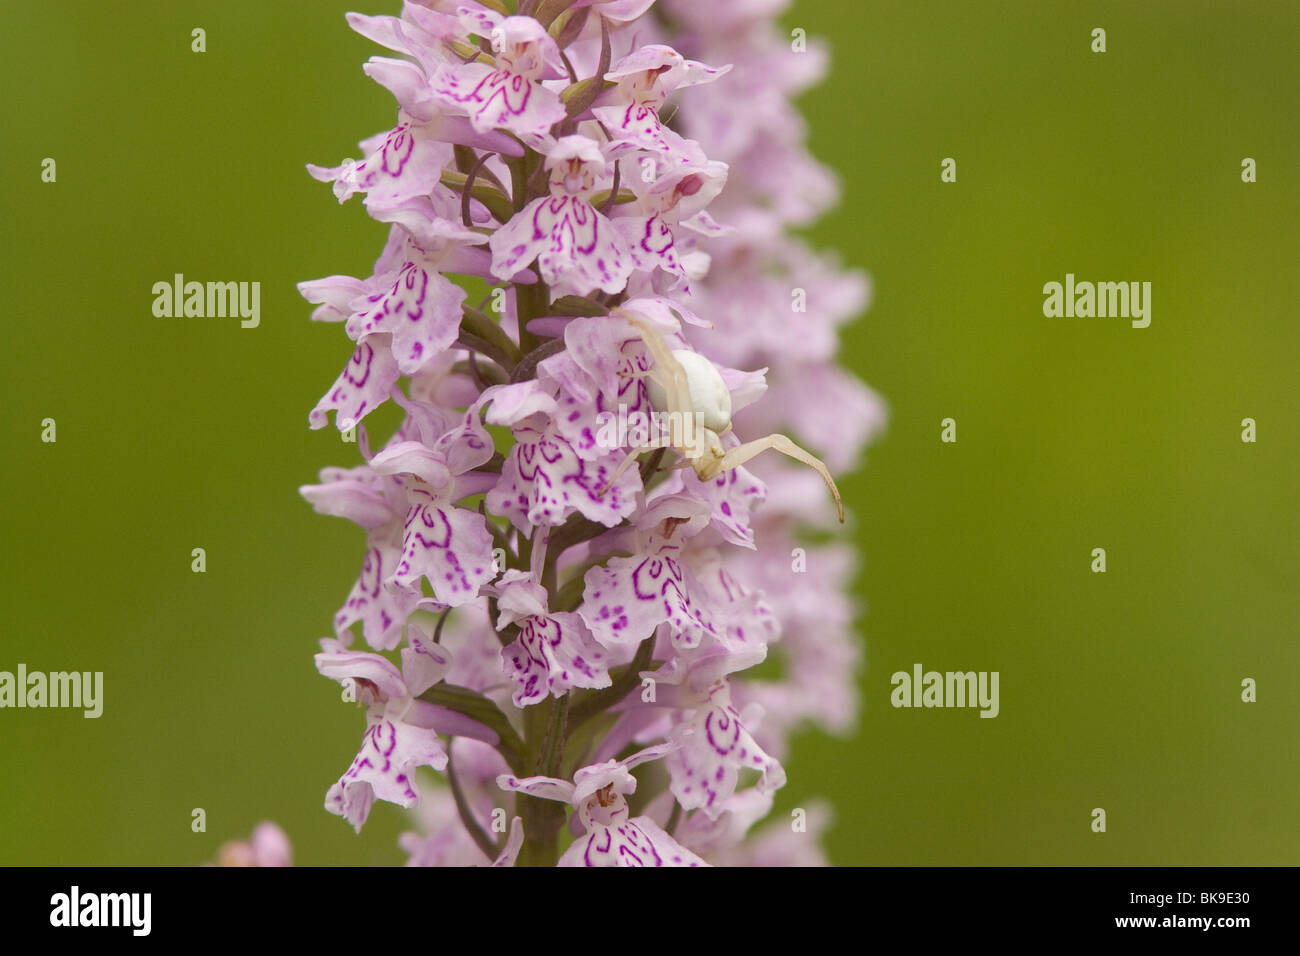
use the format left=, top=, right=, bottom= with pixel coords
left=486, top=419, right=641, bottom=533
left=325, top=710, right=449, bottom=832
left=310, top=338, right=401, bottom=432
left=335, top=543, right=431, bottom=650
left=298, top=275, right=370, bottom=324
left=489, top=195, right=633, bottom=296
left=579, top=536, right=723, bottom=650
left=615, top=213, right=689, bottom=290
left=667, top=681, right=785, bottom=817
left=558, top=811, right=710, bottom=867
left=308, top=117, right=453, bottom=211
left=434, top=62, right=565, bottom=139
left=501, top=609, right=611, bottom=707
left=345, top=261, right=468, bottom=375
left=391, top=495, right=496, bottom=607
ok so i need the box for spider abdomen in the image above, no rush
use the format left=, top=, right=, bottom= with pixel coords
left=648, top=348, right=733, bottom=433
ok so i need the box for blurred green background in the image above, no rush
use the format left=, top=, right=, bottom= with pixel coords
left=1, top=0, right=1296, bottom=865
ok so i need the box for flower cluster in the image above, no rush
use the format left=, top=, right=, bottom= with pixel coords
left=300, top=0, right=884, bottom=867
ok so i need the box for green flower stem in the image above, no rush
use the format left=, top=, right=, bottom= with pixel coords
left=461, top=306, right=523, bottom=367
left=447, top=744, right=500, bottom=860
left=419, top=683, right=526, bottom=773
left=515, top=279, right=549, bottom=356
left=565, top=634, right=656, bottom=734
left=517, top=696, right=566, bottom=866
left=439, top=169, right=514, bottom=224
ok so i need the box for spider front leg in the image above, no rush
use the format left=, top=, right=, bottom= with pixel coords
left=593, top=444, right=657, bottom=498
left=620, top=316, right=696, bottom=425
left=706, top=433, right=845, bottom=523
left=620, top=314, right=723, bottom=462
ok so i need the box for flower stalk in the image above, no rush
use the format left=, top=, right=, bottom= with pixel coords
left=298, top=0, right=884, bottom=867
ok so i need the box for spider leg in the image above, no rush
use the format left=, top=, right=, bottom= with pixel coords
left=620, top=315, right=709, bottom=460
left=594, top=445, right=658, bottom=497
left=713, top=434, right=845, bottom=523
left=621, top=317, right=692, bottom=416
left=618, top=363, right=651, bottom=381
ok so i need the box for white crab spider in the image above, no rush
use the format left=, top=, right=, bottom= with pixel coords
left=599, top=315, right=844, bottom=523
